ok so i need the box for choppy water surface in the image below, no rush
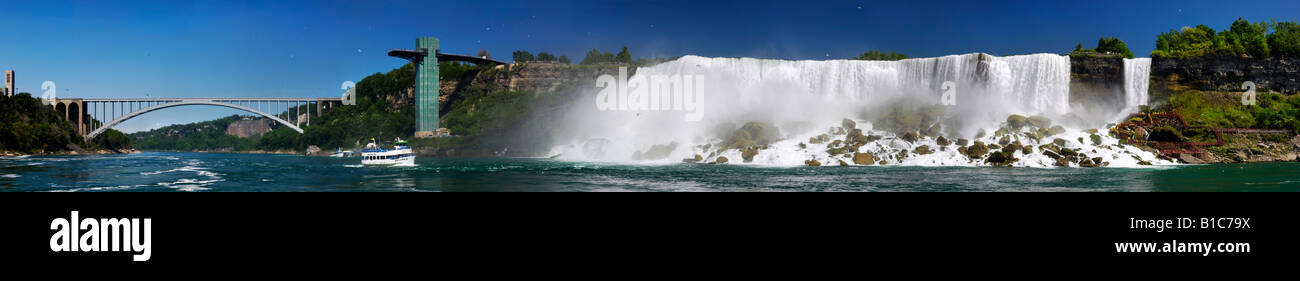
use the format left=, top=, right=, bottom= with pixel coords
left=0, top=152, right=1297, bottom=192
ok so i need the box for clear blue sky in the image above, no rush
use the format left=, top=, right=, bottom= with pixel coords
left=1, top=0, right=1296, bottom=132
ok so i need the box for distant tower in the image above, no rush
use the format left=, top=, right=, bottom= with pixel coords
left=3, top=70, right=12, bottom=97
left=388, top=37, right=440, bottom=138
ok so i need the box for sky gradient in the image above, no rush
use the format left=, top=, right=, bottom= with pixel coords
left=1, top=0, right=1297, bottom=132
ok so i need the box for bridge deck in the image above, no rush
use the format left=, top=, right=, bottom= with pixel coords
left=78, top=97, right=341, bottom=102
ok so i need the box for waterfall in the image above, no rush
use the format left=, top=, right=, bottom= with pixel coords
left=1122, top=58, right=1152, bottom=110
left=633, top=53, right=1071, bottom=116
left=550, top=53, right=1171, bottom=167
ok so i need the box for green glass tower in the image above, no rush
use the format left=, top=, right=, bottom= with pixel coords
left=413, top=37, right=440, bottom=138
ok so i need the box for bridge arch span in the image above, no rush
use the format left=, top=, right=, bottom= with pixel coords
left=86, top=100, right=303, bottom=140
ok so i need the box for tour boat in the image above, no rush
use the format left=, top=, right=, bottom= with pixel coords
left=361, top=138, right=415, bottom=165
left=330, top=147, right=356, bottom=158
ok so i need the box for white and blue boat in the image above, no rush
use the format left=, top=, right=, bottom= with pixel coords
left=361, top=138, right=415, bottom=165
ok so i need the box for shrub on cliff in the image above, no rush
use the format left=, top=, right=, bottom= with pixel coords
left=1148, top=126, right=1186, bottom=142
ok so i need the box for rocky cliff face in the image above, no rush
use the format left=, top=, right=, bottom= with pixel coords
left=1150, top=56, right=1300, bottom=101
left=1069, top=54, right=1125, bottom=113
left=225, top=119, right=272, bottom=138
left=437, top=63, right=628, bottom=115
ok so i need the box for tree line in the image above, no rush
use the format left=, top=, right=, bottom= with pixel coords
left=1072, top=37, right=1135, bottom=59
left=1152, top=18, right=1300, bottom=59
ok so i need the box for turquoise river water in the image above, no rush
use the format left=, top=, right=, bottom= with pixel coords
left=1, top=152, right=1298, bottom=192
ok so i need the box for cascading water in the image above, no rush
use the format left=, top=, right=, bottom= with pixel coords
left=550, top=53, right=1173, bottom=167
left=1123, top=58, right=1152, bottom=111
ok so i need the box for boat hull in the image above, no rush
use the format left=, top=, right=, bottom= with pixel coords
left=361, top=148, right=415, bottom=165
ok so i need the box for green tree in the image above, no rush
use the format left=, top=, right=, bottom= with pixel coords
left=536, top=52, right=557, bottom=62
left=1095, top=37, right=1135, bottom=58
left=581, top=49, right=616, bottom=65
left=1222, top=18, right=1271, bottom=58
left=1269, top=20, right=1300, bottom=57
left=512, top=50, right=534, bottom=62
left=615, top=46, right=633, bottom=64
left=558, top=55, right=571, bottom=64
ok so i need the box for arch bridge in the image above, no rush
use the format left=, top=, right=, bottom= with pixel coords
left=52, top=97, right=343, bottom=140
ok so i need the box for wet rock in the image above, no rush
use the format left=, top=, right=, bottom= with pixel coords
left=1002, top=142, right=1021, bottom=154
left=936, top=136, right=951, bottom=146
left=1179, top=154, right=1206, bottom=164
left=1006, top=114, right=1028, bottom=129
left=922, top=126, right=941, bottom=138
left=998, top=135, right=1011, bottom=146
left=957, top=146, right=968, bottom=155
left=741, top=147, right=759, bottom=163
left=635, top=142, right=679, bottom=160
left=975, top=129, right=987, bottom=139
left=838, top=160, right=849, bottom=166
left=1027, top=115, right=1052, bottom=128
left=804, top=159, right=821, bottom=166
left=826, top=147, right=846, bottom=155
left=842, top=118, right=857, bottom=130
left=1053, top=138, right=1067, bottom=147
left=846, top=129, right=867, bottom=145
left=1090, top=134, right=1103, bottom=145
left=798, top=143, right=806, bottom=149
left=1084, top=128, right=1100, bottom=134
left=966, top=141, right=989, bottom=159
left=902, top=131, right=919, bottom=143
left=1054, top=157, right=1070, bottom=167
left=1079, top=158, right=1098, bottom=167
left=1048, top=125, right=1066, bottom=136
left=1133, top=126, right=1149, bottom=141
left=853, top=153, right=875, bottom=165
left=915, top=145, right=933, bottom=155
left=1042, top=150, right=1062, bottom=160
left=809, top=134, right=828, bottom=144
left=1021, top=144, right=1034, bottom=154
left=956, top=138, right=969, bottom=146
left=714, top=156, right=729, bottom=164
left=682, top=154, right=704, bottom=163
left=721, top=122, right=781, bottom=151
left=986, top=151, right=1018, bottom=166
left=887, top=139, right=911, bottom=149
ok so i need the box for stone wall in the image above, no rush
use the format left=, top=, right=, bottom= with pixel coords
left=1150, top=56, right=1300, bottom=102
